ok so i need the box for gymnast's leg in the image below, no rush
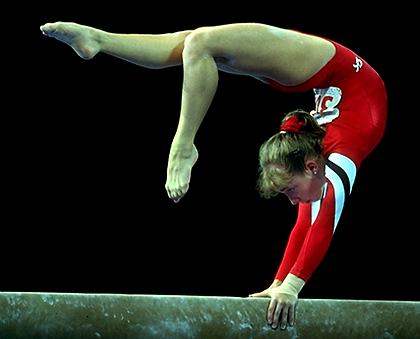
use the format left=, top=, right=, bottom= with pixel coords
left=41, top=22, right=333, bottom=203
left=40, top=22, right=191, bottom=68
left=40, top=21, right=199, bottom=202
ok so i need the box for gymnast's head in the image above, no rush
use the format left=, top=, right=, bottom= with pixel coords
left=257, top=109, right=327, bottom=204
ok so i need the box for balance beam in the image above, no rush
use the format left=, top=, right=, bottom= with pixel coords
left=1, top=292, right=419, bottom=338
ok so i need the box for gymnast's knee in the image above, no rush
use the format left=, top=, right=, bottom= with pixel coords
left=182, top=27, right=215, bottom=60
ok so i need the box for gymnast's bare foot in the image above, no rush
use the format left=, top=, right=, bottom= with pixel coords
left=40, top=22, right=101, bottom=60
left=165, top=144, right=199, bottom=203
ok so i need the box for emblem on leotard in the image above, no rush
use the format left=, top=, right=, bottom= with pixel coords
left=353, top=56, right=363, bottom=72
left=310, top=86, right=342, bottom=125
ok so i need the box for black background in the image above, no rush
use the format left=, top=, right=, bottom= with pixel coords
left=5, top=3, right=417, bottom=302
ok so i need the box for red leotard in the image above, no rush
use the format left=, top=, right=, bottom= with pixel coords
left=267, top=39, right=387, bottom=281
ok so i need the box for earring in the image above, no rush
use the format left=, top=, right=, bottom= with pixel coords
left=314, top=171, right=317, bottom=175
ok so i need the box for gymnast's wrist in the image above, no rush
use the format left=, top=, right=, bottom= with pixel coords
left=277, top=273, right=305, bottom=297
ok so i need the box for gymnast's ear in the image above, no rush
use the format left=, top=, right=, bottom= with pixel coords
left=304, top=159, right=319, bottom=176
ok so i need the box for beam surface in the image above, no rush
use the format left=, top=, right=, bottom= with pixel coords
left=1, top=292, right=419, bottom=338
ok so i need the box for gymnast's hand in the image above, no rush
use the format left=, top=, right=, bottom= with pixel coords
left=249, top=279, right=297, bottom=330
left=165, top=143, right=198, bottom=202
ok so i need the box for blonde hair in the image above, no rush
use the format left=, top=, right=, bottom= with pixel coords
left=257, top=109, right=326, bottom=199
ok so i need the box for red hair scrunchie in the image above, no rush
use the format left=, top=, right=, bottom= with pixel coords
left=279, top=115, right=305, bottom=133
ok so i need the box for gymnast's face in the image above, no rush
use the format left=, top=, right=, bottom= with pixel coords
left=279, top=161, right=325, bottom=205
